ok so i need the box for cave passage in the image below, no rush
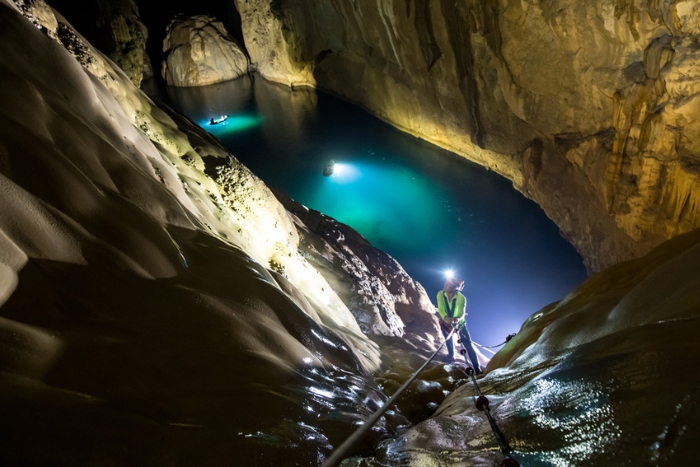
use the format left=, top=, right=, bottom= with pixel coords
left=146, top=75, right=588, bottom=347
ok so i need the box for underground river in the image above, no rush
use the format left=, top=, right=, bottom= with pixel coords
left=145, top=75, right=588, bottom=348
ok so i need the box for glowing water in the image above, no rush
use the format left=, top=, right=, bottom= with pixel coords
left=152, top=76, right=588, bottom=347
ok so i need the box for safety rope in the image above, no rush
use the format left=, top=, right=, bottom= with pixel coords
left=322, top=330, right=520, bottom=467
left=471, top=342, right=497, bottom=355
left=462, top=366, right=520, bottom=467
left=472, top=333, right=517, bottom=350
left=321, top=327, right=457, bottom=467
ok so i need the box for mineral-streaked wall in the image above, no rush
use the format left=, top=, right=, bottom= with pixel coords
left=162, top=14, right=249, bottom=87
left=234, top=0, right=700, bottom=272
left=44, top=0, right=152, bottom=86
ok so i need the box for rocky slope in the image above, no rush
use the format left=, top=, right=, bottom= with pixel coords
left=350, top=225, right=700, bottom=466
left=234, top=0, right=700, bottom=273
left=0, top=1, right=441, bottom=464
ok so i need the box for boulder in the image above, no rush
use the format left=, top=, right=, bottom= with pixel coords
left=162, top=14, right=248, bottom=87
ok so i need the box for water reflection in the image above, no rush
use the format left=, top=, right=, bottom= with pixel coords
left=517, top=378, right=621, bottom=465
left=151, top=74, right=588, bottom=348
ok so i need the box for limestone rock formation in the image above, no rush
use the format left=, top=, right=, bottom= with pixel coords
left=233, top=0, right=700, bottom=272
left=44, top=0, right=151, bottom=86
left=105, top=0, right=152, bottom=84
left=162, top=14, right=248, bottom=87
left=0, top=2, right=446, bottom=463
left=275, top=191, right=440, bottom=343
left=4, top=0, right=700, bottom=464
left=351, top=226, right=700, bottom=466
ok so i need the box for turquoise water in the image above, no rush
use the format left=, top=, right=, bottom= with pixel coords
left=150, top=76, right=587, bottom=347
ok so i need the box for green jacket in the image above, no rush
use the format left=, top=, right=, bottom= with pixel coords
left=436, top=290, right=467, bottom=324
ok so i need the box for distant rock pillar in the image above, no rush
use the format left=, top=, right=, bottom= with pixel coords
left=106, top=1, right=151, bottom=87
left=161, top=15, right=249, bottom=87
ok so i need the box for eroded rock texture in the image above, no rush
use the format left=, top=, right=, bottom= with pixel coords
left=1, top=0, right=444, bottom=463
left=44, top=0, right=151, bottom=86
left=234, top=0, right=700, bottom=272
left=162, top=14, right=248, bottom=87
left=275, top=191, right=440, bottom=343
left=351, top=226, right=700, bottom=466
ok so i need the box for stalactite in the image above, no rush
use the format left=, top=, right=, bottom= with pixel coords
left=613, top=0, right=640, bottom=40
left=606, top=91, right=631, bottom=211
left=663, top=162, right=700, bottom=229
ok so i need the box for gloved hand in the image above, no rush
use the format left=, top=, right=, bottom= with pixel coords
left=439, top=320, right=453, bottom=334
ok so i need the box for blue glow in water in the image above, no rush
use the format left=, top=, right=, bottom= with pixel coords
left=305, top=161, right=442, bottom=253
left=202, top=114, right=263, bottom=135
left=151, top=76, right=588, bottom=347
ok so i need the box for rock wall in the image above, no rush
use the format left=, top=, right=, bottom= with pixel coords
left=351, top=225, right=700, bottom=465
left=275, top=191, right=440, bottom=342
left=162, top=14, right=248, bottom=87
left=234, top=0, right=700, bottom=272
left=44, top=0, right=152, bottom=86
left=1, top=0, right=444, bottom=463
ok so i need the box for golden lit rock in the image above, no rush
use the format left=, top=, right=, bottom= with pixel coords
left=235, top=0, right=700, bottom=272
left=162, top=14, right=248, bottom=87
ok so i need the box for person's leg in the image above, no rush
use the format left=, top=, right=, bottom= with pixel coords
left=440, top=322, right=455, bottom=361
left=458, top=325, right=481, bottom=371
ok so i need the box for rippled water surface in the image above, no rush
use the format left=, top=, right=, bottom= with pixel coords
left=147, top=76, right=588, bottom=347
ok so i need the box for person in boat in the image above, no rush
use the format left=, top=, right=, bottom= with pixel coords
left=209, top=115, right=229, bottom=125
left=436, top=276, right=482, bottom=372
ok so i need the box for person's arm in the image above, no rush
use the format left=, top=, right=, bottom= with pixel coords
left=436, top=291, right=448, bottom=321
left=454, top=293, right=467, bottom=324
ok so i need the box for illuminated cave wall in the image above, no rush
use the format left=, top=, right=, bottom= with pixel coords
left=232, top=0, right=700, bottom=273
left=42, top=0, right=700, bottom=273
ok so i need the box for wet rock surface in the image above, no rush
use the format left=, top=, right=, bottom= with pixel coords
left=350, top=228, right=700, bottom=465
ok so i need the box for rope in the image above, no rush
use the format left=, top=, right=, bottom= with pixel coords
left=473, top=333, right=517, bottom=350
left=472, top=342, right=497, bottom=355
left=462, top=367, right=520, bottom=467
left=321, top=327, right=458, bottom=467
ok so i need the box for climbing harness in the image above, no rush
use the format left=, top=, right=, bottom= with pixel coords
left=321, top=326, right=458, bottom=467
left=462, top=366, right=520, bottom=467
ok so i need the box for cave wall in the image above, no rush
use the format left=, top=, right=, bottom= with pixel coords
left=45, top=0, right=152, bottom=86
left=233, top=0, right=700, bottom=272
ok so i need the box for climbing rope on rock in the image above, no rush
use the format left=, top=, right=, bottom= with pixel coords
left=471, top=333, right=517, bottom=350
left=463, top=366, right=520, bottom=467
left=321, top=326, right=458, bottom=467
left=322, top=328, right=520, bottom=467
left=461, top=333, right=517, bottom=356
